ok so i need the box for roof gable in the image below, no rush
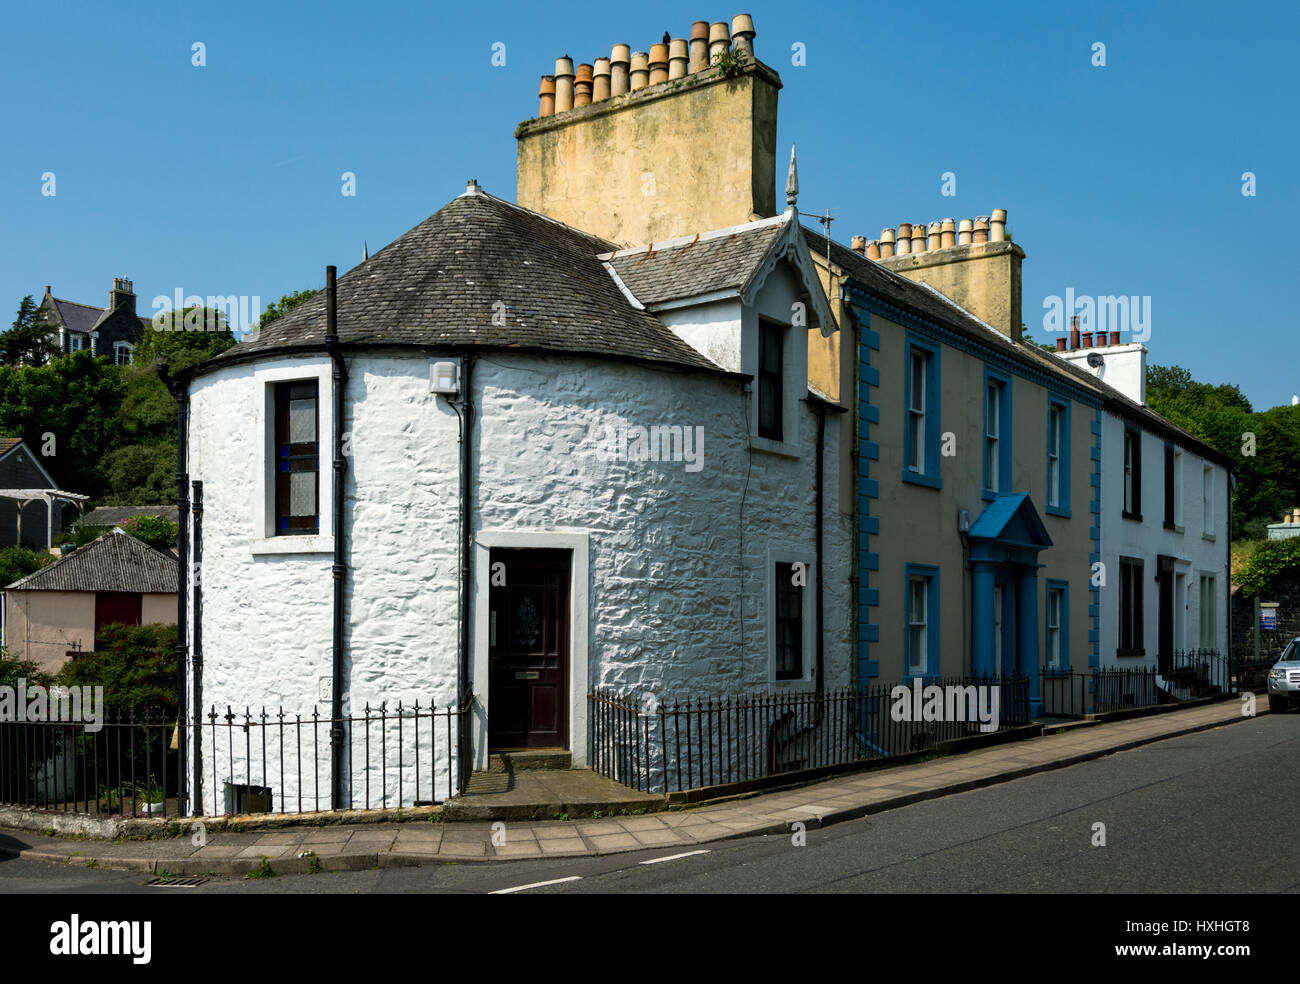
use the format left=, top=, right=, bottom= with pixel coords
left=969, top=492, right=1053, bottom=549
left=603, top=212, right=836, bottom=336
left=6, top=528, right=177, bottom=593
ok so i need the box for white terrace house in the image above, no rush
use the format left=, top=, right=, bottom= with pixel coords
left=1055, top=334, right=1233, bottom=695
left=175, top=183, right=852, bottom=815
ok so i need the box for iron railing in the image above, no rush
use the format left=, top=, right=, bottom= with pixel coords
left=0, top=696, right=474, bottom=819
left=589, top=675, right=1030, bottom=796
left=1041, top=650, right=1265, bottom=718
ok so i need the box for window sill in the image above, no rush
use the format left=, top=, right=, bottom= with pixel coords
left=749, top=435, right=799, bottom=459
left=251, top=534, right=335, bottom=556
left=902, top=470, right=942, bottom=490
left=1116, top=649, right=1147, bottom=660
left=1121, top=512, right=1143, bottom=522
left=1046, top=504, right=1071, bottom=519
left=1201, top=532, right=1216, bottom=542
left=981, top=489, right=999, bottom=502
left=1043, top=666, right=1072, bottom=677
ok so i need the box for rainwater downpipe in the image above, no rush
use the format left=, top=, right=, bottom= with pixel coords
left=159, top=362, right=191, bottom=815
left=325, top=265, right=349, bottom=810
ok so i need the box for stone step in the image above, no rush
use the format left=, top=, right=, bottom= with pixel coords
left=487, top=749, right=572, bottom=772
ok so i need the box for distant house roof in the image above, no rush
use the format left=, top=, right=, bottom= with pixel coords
left=196, top=185, right=730, bottom=378
left=47, top=296, right=152, bottom=336
left=0, top=437, right=21, bottom=456
left=5, top=528, right=177, bottom=593
left=83, top=505, right=180, bottom=526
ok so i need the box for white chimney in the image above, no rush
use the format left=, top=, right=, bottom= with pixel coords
left=1056, top=341, right=1147, bottom=405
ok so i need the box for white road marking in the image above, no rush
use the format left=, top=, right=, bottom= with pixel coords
left=639, top=849, right=711, bottom=865
left=489, top=875, right=582, bottom=894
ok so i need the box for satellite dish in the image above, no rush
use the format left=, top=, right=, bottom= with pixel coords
left=1086, top=351, right=1104, bottom=369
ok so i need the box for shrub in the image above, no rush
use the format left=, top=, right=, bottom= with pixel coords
left=118, top=514, right=178, bottom=551
left=53, top=623, right=177, bottom=712
left=0, top=545, right=51, bottom=587
left=1236, top=537, right=1300, bottom=599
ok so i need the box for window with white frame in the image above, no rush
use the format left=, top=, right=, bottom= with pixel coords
left=113, top=341, right=134, bottom=366
left=984, top=381, right=1001, bottom=493
left=1048, top=404, right=1062, bottom=507
left=67, top=333, right=86, bottom=353
left=1199, top=573, right=1217, bottom=648
left=1202, top=465, right=1214, bottom=536
left=1123, top=428, right=1142, bottom=519
left=1046, top=584, right=1065, bottom=670
left=907, top=349, right=926, bottom=472
left=908, top=577, right=928, bottom=675
left=905, top=565, right=938, bottom=677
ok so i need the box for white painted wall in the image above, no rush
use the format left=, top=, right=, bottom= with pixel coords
left=1097, top=410, right=1231, bottom=670
left=185, top=335, right=851, bottom=812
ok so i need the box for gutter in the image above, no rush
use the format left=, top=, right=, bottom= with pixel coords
left=324, top=266, right=349, bottom=810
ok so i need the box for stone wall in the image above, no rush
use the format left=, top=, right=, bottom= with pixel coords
left=1231, top=576, right=1300, bottom=663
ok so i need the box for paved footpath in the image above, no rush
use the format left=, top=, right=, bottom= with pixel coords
left=0, top=699, right=1259, bottom=878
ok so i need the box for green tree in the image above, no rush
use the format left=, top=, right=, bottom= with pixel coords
left=258, top=288, right=316, bottom=328
left=0, top=295, right=58, bottom=367
left=135, top=307, right=236, bottom=373
left=0, top=349, right=125, bottom=497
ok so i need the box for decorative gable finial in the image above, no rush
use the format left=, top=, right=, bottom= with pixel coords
left=785, top=144, right=799, bottom=208
left=363, top=240, right=369, bottom=261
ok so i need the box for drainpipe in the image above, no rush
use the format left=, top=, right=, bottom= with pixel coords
left=459, top=353, right=475, bottom=698
left=158, top=361, right=190, bottom=815
left=814, top=405, right=826, bottom=692
left=324, top=266, right=349, bottom=810
left=190, top=480, right=204, bottom=807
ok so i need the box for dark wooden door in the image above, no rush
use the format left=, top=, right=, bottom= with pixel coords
left=488, top=549, right=569, bottom=749
left=95, top=592, right=142, bottom=634
left=1157, top=555, right=1175, bottom=675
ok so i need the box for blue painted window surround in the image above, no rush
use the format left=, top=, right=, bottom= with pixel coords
left=983, top=369, right=1012, bottom=500
left=904, top=564, right=940, bottom=678
left=1046, top=396, right=1071, bottom=517
left=1045, top=579, right=1070, bottom=672
left=902, top=334, right=942, bottom=489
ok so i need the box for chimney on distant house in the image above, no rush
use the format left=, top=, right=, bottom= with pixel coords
left=110, top=277, right=136, bottom=315
left=1053, top=319, right=1149, bottom=405
left=516, top=13, right=781, bottom=245
left=868, top=209, right=1025, bottom=341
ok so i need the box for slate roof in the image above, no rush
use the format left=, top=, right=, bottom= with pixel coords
left=602, top=217, right=786, bottom=306
left=48, top=297, right=152, bottom=335
left=83, top=505, right=180, bottom=526
left=803, top=229, right=1233, bottom=469
left=49, top=298, right=104, bottom=334
left=201, top=189, right=728, bottom=377
left=5, top=529, right=177, bottom=593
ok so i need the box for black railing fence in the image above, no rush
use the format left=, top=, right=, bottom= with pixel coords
left=0, top=697, right=474, bottom=819
left=590, top=675, right=1030, bottom=795
left=1041, top=650, right=1267, bottom=718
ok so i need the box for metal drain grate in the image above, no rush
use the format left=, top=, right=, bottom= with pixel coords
left=147, top=876, right=209, bottom=887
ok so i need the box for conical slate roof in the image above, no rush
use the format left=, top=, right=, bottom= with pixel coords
left=203, top=188, right=726, bottom=376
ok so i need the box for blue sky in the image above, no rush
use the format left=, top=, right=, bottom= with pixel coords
left=2, top=0, right=1295, bottom=406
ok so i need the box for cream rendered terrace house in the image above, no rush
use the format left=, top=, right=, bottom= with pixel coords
left=173, top=16, right=861, bottom=815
